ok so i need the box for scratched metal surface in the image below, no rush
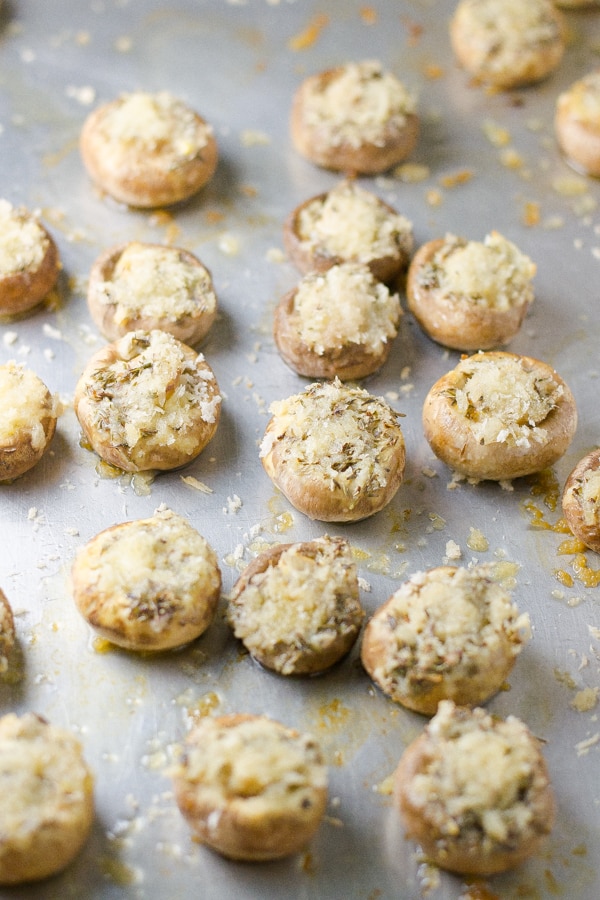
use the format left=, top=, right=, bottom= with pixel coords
left=0, top=0, right=599, bottom=897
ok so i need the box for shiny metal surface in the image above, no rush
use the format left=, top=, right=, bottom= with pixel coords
left=0, top=1, right=599, bottom=897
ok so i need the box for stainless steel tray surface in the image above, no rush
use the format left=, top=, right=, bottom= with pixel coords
left=0, top=1, right=599, bottom=898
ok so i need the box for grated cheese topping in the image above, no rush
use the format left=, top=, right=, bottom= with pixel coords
left=0, top=361, right=57, bottom=451
left=409, top=701, right=548, bottom=847
left=260, top=379, right=403, bottom=501
left=418, top=232, right=535, bottom=311
left=98, top=243, right=216, bottom=326
left=301, top=60, right=416, bottom=149
left=297, top=180, right=413, bottom=263
left=97, top=91, right=212, bottom=163
left=291, top=263, right=401, bottom=355
left=228, top=537, right=362, bottom=673
left=557, top=71, right=600, bottom=126
left=176, top=716, right=327, bottom=816
left=369, top=565, right=530, bottom=694
left=576, top=466, right=600, bottom=527
left=0, top=200, right=48, bottom=278
left=0, top=591, right=15, bottom=674
left=450, top=354, right=563, bottom=447
left=0, top=713, right=92, bottom=831
left=75, top=509, right=220, bottom=632
left=81, top=330, right=220, bottom=456
left=454, top=0, right=562, bottom=72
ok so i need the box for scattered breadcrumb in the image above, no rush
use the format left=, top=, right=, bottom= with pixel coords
left=180, top=476, right=213, bottom=493
left=571, top=687, right=599, bottom=713
left=445, top=539, right=462, bottom=560
left=240, top=130, right=271, bottom=146
left=223, top=494, right=242, bottom=514
left=575, top=733, right=599, bottom=756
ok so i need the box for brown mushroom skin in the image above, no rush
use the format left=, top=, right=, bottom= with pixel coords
left=406, top=238, right=531, bottom=351
left=561, top=448, right=600, bottom=552
left=393, top=729, right=556, bottom=876
left=422, top=352, right=578, bottom=481
left=86, top=243, right=217, bottom=345
left=0, top=224, right=60, bottom=320
left=283, top=191, right=411, bottom=285
left=290, top=66, right=419, bottom=176
left=273, top=286, right=395, bottom=381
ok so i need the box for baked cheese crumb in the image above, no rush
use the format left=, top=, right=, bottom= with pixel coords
left=175, top=716, right=326, bottom=816
left=302, top=60, right=416, bottom=148
left=228, top=538, right=362, bottom=674
left=418, top=233, right=535, bottom=312
left=260, top=379, right=403, bottom=501
left=97, top=91, right=211, bottom=163
left=0, top=200, right=48, bottom=278
left=0, top=361, right=58, bottom=451
left=557, top=71, right=600, bottom=126
left=410, top=701, right=548, bottom=847
left=97, top=243, right=216, bottom=326
left=297, top=180, right=413, bottom=264
left=451, top=354, right=563, bottom=446
left=80, top=330, right=220, bottom=456
left=292, top=263, right=401, bottom=354
left=369, top=565, right=530, bottom=696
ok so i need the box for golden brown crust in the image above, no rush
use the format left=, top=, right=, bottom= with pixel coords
left=406, top=236, right=533, bottom=351
left=228, top=536, right=364, bottom=675
left=360, top=565, right=530, bottom=715
left=283, top=183, right=414, bottom=284
left=422, top=351, right=578, bottom=481
left=290, top=62, right=419, bottom=175
left=73, top=330, right=221, bottom=473
left=273, top=264, right=401, bottom=380
left=0, top=362, right=58, bottom=483
left=80, top=91, right=218, bottom=208
left=393, top=702, right=556, bottom=875
left=0, top=204, right=60, bottom=319
left=86, top=242, right=218, bottom=345
left=0, top=713, right=94, bottom=885
left=172, top=713, right=328, bottom=861
left=555, top=70, right=600, bottom=177
left=561, top=448, right=600, bottom=552
left=71, top=509, right=221, bottom=651
left=450, top=0, right=565, bottom=90
left=260, top=380, right=405, bottom=522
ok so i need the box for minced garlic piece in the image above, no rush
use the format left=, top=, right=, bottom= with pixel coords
left=97, top=91, right=211, bottom=163
left=292, top=263, right=401, bottom=354
left=0, top=200, right=48, bottom=278
left=174, top=716, right=327, bottom=814
left=451, top=354, right=562, bottom=446
left=0, top=361, right=57, bottom=451
left=98, top=243, right=216, bottom=326
left=302, top=60, right=416, bottom=149
left=410, top=701, right=547, bottom=847
left=297, top=180, right=413, bottom=263
left=228, top=537, right=362, bottom=674
left=419, top=232, right=535, bottom=312
left=260, top=379, right=402, bottom=500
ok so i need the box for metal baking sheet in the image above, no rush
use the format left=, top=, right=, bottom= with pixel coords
left=1, top=1, right=599, bottom=897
